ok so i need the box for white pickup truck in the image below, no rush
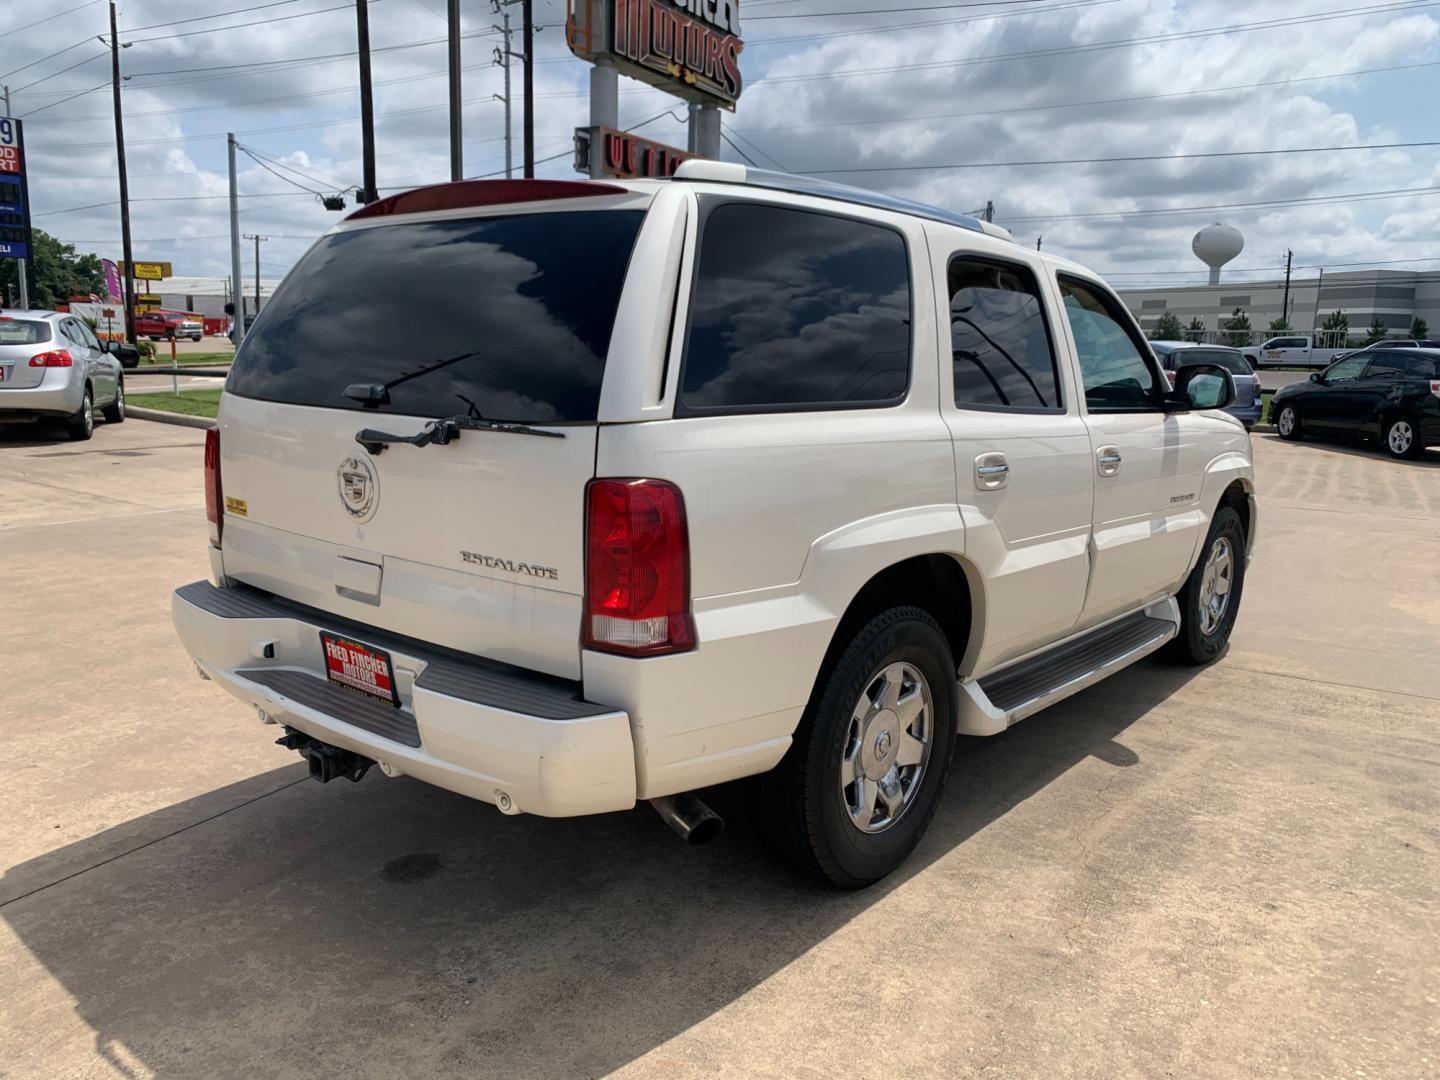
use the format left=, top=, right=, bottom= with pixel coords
left=1245, top=335, right=1344, bottom=369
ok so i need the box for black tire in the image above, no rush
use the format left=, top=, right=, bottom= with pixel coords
left=772, top=606, right=956, bottom=889
left=1381, top=415, right=1422, bottom=460
left=1167, top=505, right=1246, bottom=665
left=67, top=387, right=95, bottom=441
left=1275, top=403, right=1303, bottom=441
left=101, top=380, right=125, bottom=424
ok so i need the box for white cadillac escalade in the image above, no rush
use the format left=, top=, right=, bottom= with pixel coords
left=173, top=161, right=1256, bottom=888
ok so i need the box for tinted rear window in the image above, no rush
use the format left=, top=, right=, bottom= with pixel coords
left=0, top=319, right=52, bottom=345
left=227, top=210, right=644, bottom=422
left=1171, top=348, right=1251, bottom=375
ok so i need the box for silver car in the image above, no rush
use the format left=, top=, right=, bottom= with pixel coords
left=0, top=309, right=126, bottom=440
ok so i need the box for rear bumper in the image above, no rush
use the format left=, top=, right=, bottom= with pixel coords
left=0, top=372, right=84, bottom=417
left=1227, top=402, right=1263, bottom=428
left=171, top=580, right=637, bottom=817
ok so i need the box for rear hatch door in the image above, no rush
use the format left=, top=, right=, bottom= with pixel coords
left=0, top=317, right=55, bottom=389
left=216, top=196, right=652, bottom=679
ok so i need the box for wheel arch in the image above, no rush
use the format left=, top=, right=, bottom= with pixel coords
left=808, top=552, right=977, bottom=713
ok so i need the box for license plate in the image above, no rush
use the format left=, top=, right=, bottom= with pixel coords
left=320, top=632, right=399, bottom=706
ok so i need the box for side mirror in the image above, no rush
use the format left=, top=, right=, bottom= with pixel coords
left=1309, top=372, right=1324, bottom=384
left=1167, top=363, right=1235, bottom=412
left=105, top=340, right=119, bottom=354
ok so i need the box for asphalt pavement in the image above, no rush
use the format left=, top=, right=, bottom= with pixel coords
left=1, top=418, right=1436, bottom=1079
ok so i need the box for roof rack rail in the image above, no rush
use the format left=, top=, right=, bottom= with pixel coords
left=671, top=160, right=1003, bottom=238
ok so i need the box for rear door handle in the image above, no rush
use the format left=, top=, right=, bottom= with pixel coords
left=975, top=452, right=1009, bottom=490
left=1096, top=446, right=1122, bottom=477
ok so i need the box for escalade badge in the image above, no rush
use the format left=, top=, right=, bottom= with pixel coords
left=337, top=455, right=378, bottom=521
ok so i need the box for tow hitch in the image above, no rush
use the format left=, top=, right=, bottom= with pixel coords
left=276, top=728, right=375, bottom=783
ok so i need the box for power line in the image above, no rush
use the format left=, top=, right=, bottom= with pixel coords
left=3, top=0, right=105, bottom=39
left=17, top=81, right=110, bottom=118
left=128, top=2, right=364, bottom=45
left=1002, top=184, right=1440, bottom=223
left=810, top=141, right=1440, bottom=175
left=733, top=59, right=1440, bottom=137
left=746, top=0, right=1123, bottom=48
left=0, top=36, right=97, bottom=82
left=9, top=47, right=109, bottom=95
left=746, top=0, right=1440, bottom=89
left=749, top=0, right=1054, bottom=17
left=124, top=0, right=311, bottom=33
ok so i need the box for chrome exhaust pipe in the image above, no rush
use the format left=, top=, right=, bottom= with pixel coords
left=650, top=794, right=724, bottom=846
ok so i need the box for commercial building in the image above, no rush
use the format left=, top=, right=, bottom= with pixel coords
left=1118, top=269, right=1440, bottom=345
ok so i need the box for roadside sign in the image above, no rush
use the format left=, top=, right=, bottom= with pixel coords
left=575, top=125, right=688, bottom=179
left=120, top=261, right=172, bottom=281
left=0, top=117, right=31, bottom=269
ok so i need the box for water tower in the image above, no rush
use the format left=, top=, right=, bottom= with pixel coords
left=1192, top=223, right=1245, bottom=285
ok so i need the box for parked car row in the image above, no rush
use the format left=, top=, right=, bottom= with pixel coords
left=1271, top=348, right=1440, bottom=459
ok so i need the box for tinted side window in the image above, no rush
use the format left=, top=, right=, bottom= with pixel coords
left=1406, top=355, right=1439, bottom=379
left=680, top=201, right=911, bottom=412
left=1324, top=355, right=1368, bottom=382
left=1362, top=353, right=1407, bottom=378
left=1058, top=277, right=1160, bottom=412
left=949, top=257, right=1060, bottom=411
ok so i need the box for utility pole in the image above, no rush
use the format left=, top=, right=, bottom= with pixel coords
left=244, top=234, right=268, bottom=320
left=227, top=134, right=245, bottom=345
left=355, top=0, right=377, bottom=201
left=0, top=84, right=28, bottom=309
left=522, top=0, right=534, bottom=177
left=984, top=200, right=995, bottom=224
left=107, top=1, right=135, bottom=343
left=492, top=3, right=515, bottom=179
left=1036, top=235, right=1043, bottom=251
left=447, top=0, right=463, bottom=181
left=1281, top=248, right=1293, bottom=325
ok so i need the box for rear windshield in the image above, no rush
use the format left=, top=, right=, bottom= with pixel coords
left=227, top=210, right=645, bottom=422
left=1172, top=348, right=1251, bottom=375
left=0, top=318, right=52, bottom=345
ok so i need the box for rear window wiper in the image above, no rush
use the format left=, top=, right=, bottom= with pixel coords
left=356, top=414, right=565, bottom=454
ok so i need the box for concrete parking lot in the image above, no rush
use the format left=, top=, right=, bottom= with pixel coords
left=2, top=419, right=1436, bottom=1079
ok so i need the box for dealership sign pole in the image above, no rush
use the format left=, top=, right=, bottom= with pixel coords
left=0, top=113, right=32, bottom=309
left=567, top=0, right=743, bottom=180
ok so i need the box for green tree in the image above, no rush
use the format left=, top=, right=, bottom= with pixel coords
left=1411, top=316, right=1429, bottom=339
left=1149, top=311, right=1185, bottom=340
left=1268, top=316, right=1292, bottom=333
left=1364, top=316, right=1388, bottom=345
left=0, top=228, right=107, bottom=309
left=1222, top=307, right=1252, bottom=348
left=1186, top=316, right=1206, bottom=342
left=1320, top=309, right=1349, bottom=349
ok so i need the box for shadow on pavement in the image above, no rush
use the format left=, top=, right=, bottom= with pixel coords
left=1256, top=430, right=1440, bottom=467
left=2, top=659, right=1203, bottom=1079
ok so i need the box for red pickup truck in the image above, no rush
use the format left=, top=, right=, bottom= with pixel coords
left=135, top=311, right=203, bottom=341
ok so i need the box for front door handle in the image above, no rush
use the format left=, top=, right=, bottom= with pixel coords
left=1096, top=446, right=1122, bottom=477
left=975, top=452, right=1009, bottom=490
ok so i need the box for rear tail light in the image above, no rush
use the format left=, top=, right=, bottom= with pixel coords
left=29, top=350, right=72, bottom=367
left=204, top=427, right=223, bottom=546
left=584, top=478, right=695, bottom=657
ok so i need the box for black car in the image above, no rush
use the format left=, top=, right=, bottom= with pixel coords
left=1271, top=348, right=1440, bottom=459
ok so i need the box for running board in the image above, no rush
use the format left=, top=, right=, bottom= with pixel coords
left=956, top=599, right=1180, bottom=736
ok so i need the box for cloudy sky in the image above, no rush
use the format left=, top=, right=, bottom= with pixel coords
left=4, top=0, right=1438, bottom=292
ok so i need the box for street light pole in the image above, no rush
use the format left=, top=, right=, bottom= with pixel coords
left=227, top=134, right=245, bottom=345
left=447, top=0, right=463, bottom=181
left=522, top=0, right=534, bottom=177
left=244, top=234, right=268, bottom=321
left=355, top=0, right=377, bottom=201
left=108, top=0, right=135, bottom=343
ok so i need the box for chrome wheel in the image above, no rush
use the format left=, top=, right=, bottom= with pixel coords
left=840, top=661, right=933, bottom=834
left=1197, top=535, right=1234, bottom=636
left=114, top=383, right=124, bottom=419
left=1387, top=419, right=1414, bottom=457
left=1277, top=407, right=1295, bottom=437
left=80, top=392, right=93, bottom=436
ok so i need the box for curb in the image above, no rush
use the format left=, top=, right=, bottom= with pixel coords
left=1253, top=424, right=1276, bottom=434
left=127, top=406, right=216, bottom=430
